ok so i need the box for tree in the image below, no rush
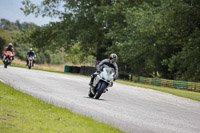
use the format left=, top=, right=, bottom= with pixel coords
left=0, top=27, right=13, bottom=54
left=21, top=0, right=200, bottom=81
left=21, top=0, right=130, bottom=60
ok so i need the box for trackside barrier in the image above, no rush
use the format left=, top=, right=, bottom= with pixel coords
left=173, top=80, right=187, bottom=90
left=131, top=76, right=139, bottom=83
left=144, top=78, right=152, bottom=85
left=64, top=65, right=71, bottom=72
left=139, top=76, right=144, bottom=83
left=188, top=82, right=200, bottom=92
left=138, top=76, right=200, bottom=92
left=160, top=79, right=173, bottom=88
left=79, top=66, right=96, bottom=76
left=70, top=66, right=80, bottom=73
left=151, top=78, right=161, bottom=86
left=64, top=65, right=80, bottom=73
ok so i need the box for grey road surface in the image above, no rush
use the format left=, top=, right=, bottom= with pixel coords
left=0, top=65, right=200, bottom=133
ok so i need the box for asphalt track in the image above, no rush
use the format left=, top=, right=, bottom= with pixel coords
left=0, top=65, right=200, bottom=133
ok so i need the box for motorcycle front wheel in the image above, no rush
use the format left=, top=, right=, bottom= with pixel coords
left=28, top=61, right=32, bottom=69
left=94, top=82, right=107, bottom=99
left=4, top=61, right=8, bottom=68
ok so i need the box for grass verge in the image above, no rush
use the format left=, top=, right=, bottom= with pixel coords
left=116, top=80, right=200, bottom=102
left=0, top=81, right=122, bottom=133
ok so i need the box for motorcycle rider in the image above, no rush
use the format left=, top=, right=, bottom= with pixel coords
left=26, top=48, right=36, bottom=66
left=2, top=43, right=14, bottom=61
left=89, top=53, right=119, bottom=87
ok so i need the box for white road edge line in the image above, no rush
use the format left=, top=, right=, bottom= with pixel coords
left=0, top=79, right=5, bottom=83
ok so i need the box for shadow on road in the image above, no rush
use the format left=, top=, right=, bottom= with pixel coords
left=83, top=96, right=106, bottom=101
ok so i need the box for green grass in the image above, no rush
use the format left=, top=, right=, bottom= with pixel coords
left=0, top=81, right=123, bottom=133
left=116, top=80, right=200, bottom=102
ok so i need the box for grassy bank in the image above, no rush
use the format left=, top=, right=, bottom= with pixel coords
left=12, top=58, right=68, bottom=72
left=0, top=81, right=122, bottom=133
left=116, top=80, right=200, bottom=102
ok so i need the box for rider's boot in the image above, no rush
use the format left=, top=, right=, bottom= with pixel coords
left=103, top=88, right=108, bottom=93
left=89, top=75, right=94, bottom=86
left=89, top=79, right=93, bottom=86
left=90, top=86, right=95, bottom=95
left=3, top=56, right=5, bottom=62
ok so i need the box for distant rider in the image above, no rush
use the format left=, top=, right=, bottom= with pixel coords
left=89, top=53, right=119, bottom=87
left=2, top=43, right=14, bottom=61
left=26, top=48, right=36, bottom=66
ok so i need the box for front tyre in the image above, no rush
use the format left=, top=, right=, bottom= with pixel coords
left=28, top=60, right=32, bottom=69
left=94, top=82, right=107, bottom=99
left=4, top=61, right=8, bottom=68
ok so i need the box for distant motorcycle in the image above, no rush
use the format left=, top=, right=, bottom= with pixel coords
left=88, top=68, right=115, bottom=99
left=27, top=56, right=34, bottom=69
left=3, top=51, right=14, bottom=68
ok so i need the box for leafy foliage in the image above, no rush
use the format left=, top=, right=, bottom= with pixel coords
left=0, top=18, right=37, bottom=32
left=0, top=27, right=13, bottom=54
left=20, top=0, right=200, bottom=81
left=14, top=29, right=66, bottom=64
left=66, top=43, right=95, bottom=64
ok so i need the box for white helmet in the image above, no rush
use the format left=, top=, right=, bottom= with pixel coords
left=109, top=53, right=118, bottom=63
left=8, top=43, right=13, bottom=48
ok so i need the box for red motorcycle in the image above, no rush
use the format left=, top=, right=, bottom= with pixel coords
left=3, top=51, right=14, bottom=68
